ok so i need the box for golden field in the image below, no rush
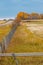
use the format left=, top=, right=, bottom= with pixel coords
left=0, top=20, right=43, bottom=52
left=6, top=21, right=43, bottom=53
left=0, top=20, right=43, bottom=65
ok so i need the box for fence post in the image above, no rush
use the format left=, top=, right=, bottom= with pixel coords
left=0, top=43, right=2, bottom=53
left=12, top=54, right=19, bottom=65
left=1, top=38, right=6, bottom=53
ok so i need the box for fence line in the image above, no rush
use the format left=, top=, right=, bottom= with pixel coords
left=0, top=52, right=43, bottom=56
left=1, top=23, right=19, bottom=52
left=0, top=22, right=20, bottom=65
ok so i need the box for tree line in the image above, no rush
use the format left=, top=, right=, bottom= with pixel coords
left=16, top=12, right=43, bottom=20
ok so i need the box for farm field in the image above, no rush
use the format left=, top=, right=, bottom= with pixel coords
left=6, top=21, right=43, bottom=53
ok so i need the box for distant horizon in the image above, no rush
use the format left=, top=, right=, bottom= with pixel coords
left=0, top=17, right=15, bottom=20
left=0, top=11, right=43, bottom=20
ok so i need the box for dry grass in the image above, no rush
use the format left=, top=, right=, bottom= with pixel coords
left=0, top=25, right=11, bottom=42
left=0, top=21, right=43, bottom=65
left=0, top=56, right=43, bottom=65
left=0, top=20, right=6, bottom=24
left=0, top=20, right=43, bottom=52
left=6, top=24, right=43, bottom=52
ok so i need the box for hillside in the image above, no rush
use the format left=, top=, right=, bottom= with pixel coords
left=0, top=20, right=14, bottom=42
left=0, top=12, right=43, bottom=52
left=0, top=12, right=43, bottom=65
left=6, top=22, right=43, bottom=53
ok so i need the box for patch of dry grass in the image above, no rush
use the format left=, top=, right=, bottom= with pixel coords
left=0, top=56, right=43, bottom=65
left=0, top=25, right=11, bottom=42
left=0, top=20, right=6, bottom=24
left=6, top=25, right=43, bottom=52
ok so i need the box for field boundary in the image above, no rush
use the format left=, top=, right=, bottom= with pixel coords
left=0, top=52, right=43, bottom=56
